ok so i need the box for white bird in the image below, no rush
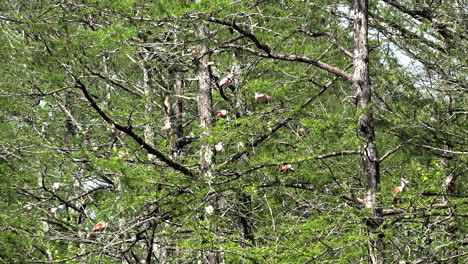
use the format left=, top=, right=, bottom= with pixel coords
left=205, top=205, right=214, bottom=215
left=237, top=142, right=245, bottom=151
left=393, top=179, right=409, bottom=194
left=162, top=121, right=173, bottom=131
left=393, top=179, right=409, bottom=205
left=444, top=175, right=455, bottom=194
left=219, top=74, right=234, bottom=89
left=118, top=151, right=129, bottom=158
left=215, top=142, right=224, bottom=152
left=52, top=182, right=61, bottom=191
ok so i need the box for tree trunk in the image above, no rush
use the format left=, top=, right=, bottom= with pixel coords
left=353, top=0, right=384, bottom=263
left=441, top=95, right=458, bottom=264
left=171, top=73, right=184, bottom=157
left=194, top=17, right=214, bottom=173
left=194, top=5, right=217, bottom=264
left=195, top=42, right=214, bottom=174
left=238, top=192, right=254, bottom=247
left=142, top=63, right=156, bottom=161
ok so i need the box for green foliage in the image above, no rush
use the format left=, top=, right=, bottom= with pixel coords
left=0, top=0, right=465, bottom=263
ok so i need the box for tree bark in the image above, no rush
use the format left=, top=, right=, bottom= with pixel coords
left=142, top=62, right=156, bottom=161
left=194, top=4, right=217, bottom=263
left=353, top=0, right=384, bottom=263
left=195, top=21, right=214, bottom=174
left=171, top=73, right=184, bottom=155
left=441, top=95, right=459, bottom=264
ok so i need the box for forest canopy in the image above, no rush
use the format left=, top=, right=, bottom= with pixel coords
left=0, top=0, right=466, bottom=263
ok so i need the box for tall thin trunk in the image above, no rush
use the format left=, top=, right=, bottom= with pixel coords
left=353, top=0, right=384, bottom=263
left=168, top=72, right=184, bottom=157
left=195, top=46, right=214, bottom=174
left=441, top=95, right=454, bottom=198
left=194, top=17, right=214, bottom=175
left=194, top=6, right=217, bottom=264
left=142, top=64, right=155, bottom=161
left=441, top=95, right=458, bottom=264
left=238, top=192, right=254, bottom=247
left=164, top=72, right=184, bottom=158
left=64, top=92, right=77, bottom=137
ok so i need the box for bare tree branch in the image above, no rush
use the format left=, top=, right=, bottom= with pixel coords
left=208, top=17, right=352, bottom=81
left=411, top=143, right=468, bottom=155
left=299, top=28, right=353, bottom=57
left=379, top=139, right=414, bottom=163
left=75, top=79, right=195, bottom=177
left=217, top=118, right=291, bottom=168
left=316, top=150, right=362, bottom=160
left=381, top=0, right=460, bottom=41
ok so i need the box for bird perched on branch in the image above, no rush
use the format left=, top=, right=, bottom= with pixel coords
left=118, top=151, right=129, bottom=158
left=52, top=182, right=61, bottom=191
left=218, top=74, right=234, bottom=89
left=215, top=142, right=224, bottom=152
left=92, top=221, right=108, bottom=232
left=217, top=109, right=227, bottom=117
left=444, top=175, right=455, bottom=194
left=255, top=93, right=272, bottom=104
left=393, top=179, right=409, bottom=205
left=87, top=221, right=108, bottom=240
left=279, top=164, right=294, bottom=173
left=162, top=121, right=173, bottom=131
